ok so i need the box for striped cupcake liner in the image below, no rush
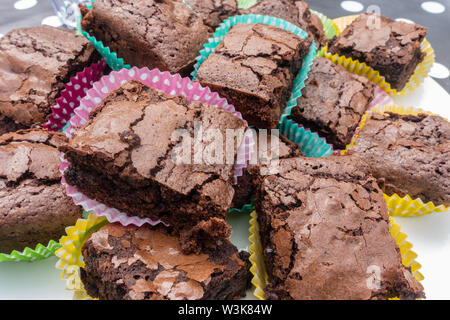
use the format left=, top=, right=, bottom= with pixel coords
left=60, top=67, right=254, bottom=227
left=191, top=14, right=317, bottom=126
left=321, top=14, right=435, bottom=96
left=248, top=211, right=424, bottom=300
left=343, top=105, right=448, bottom=217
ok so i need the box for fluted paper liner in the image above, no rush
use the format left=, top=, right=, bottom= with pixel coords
left=60, top=67, right=254, bottom=227
left=249, top=210, right=424, bottom=300
left=320, top=14, right=434, bottom=96
left=191, top=14, right=317, bottom=125
left=55, top=213, right=107, bottom=300
left=343, top=105, right=448, bottom=216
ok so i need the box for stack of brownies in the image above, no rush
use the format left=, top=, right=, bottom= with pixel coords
left=0, top=0, right=448, bottom=300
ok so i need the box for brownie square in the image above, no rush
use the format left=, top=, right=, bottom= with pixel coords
left=80, top=0, right=210, bottom=77
left=351, top=112, right=450, bottom=207
left=0, top=26, right=99, bottom=127
left=232, top=132, right=300, bottom=208
left=255, top=156, right=424, bottom=300
left=184, top=0, right=238, bottom=30
left=197, top=23, right=311, bottom=129
left=288, top=57, right=375, bottom=149
left=239, top=0, right=327, bottom=47
left=60, top=80, right=247, bottom=253
left=0, top=129, right=82, bottom=252
left=328, top=13, right=427, bottom=91
left=80, top=223, right=250, bottom=300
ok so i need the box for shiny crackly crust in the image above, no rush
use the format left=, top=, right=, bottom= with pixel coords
left=351, top=112, right=450, bottom=207
left=255, top=156, right=424, bottom=300
left=81, top=224, right=250, bottom=300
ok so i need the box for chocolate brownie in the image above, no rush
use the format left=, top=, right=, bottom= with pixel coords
left=196, top=23, right=311, bottom=129
left=80, top=0, right=210, bottom=77
left=255, top=156, right=425, bottom=300
left=288, top=57, right=375, bottom=149
left=240, top=0, right=327, bottom=47
left=0, top=129, right=82, bottom=252
left=328, top=13, right=427, bottom=91
left=351, top=112, right=450, bottom=207
left=80, top=223, right=250, bottom=300
left=0, top=26, right=99, bottom=127
left=232, top=131, right=300, bottom=208
left=184, top=0, right=238, bottom=30
left=60, top=80, right=247, bottom=253
left=0, top=115, right=27, bottom=137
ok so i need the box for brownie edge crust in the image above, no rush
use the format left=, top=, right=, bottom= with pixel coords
left=80, top=224, right=250, bottom=300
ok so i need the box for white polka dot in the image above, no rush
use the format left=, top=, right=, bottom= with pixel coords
left=42, top=16, right=63, bottom=27
left=14, top=0, right=37, bottom=10
left=421, top=1, right=445, bottom=14
left=429, top=62, right=450, bottom=79
left=340, top=1, right=364, bottom=12
left=396, top=18, right=415, bottom=24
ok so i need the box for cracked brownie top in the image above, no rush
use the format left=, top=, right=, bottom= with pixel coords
left=0, top=26, right=98, bottom=126
left=351, top=112, right=450, bottom=206
left=0, top=129, right=81, bottom=252
left=255, top=156, right=424, bottom=300
left=240, top=0, right=327, bottom=47
left=184, top=0, right=238, bottom=30
left=328, top=13, right=427, bottom=90
left=81, top=223, right=248, bottom=300
left=289, top=57, right=375, bottom=149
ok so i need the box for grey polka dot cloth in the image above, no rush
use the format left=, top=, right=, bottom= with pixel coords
left=0, top=0, right=449, bottom=90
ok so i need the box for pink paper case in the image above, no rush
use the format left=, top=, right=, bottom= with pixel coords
left=43, top=60, right=107, bottom=131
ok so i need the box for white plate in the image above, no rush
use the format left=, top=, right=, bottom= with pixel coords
left=0, top=77, right=449, bottom=300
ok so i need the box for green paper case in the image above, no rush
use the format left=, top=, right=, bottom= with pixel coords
left=191, top=14, right=317, bottom=126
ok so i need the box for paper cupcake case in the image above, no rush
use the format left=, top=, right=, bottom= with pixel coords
left=55, top=213, right=108, bottom=300
left=248, top=210, right=424, bottom=300
left=342, top=105, right=448, bottom=217
left=320, top=14, right=435, bottom=96
left=59, top=66, right=254, bottom=227
left=43, top=59, right=107, bottom=132
left=191, top=14, right=317, bottom=126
